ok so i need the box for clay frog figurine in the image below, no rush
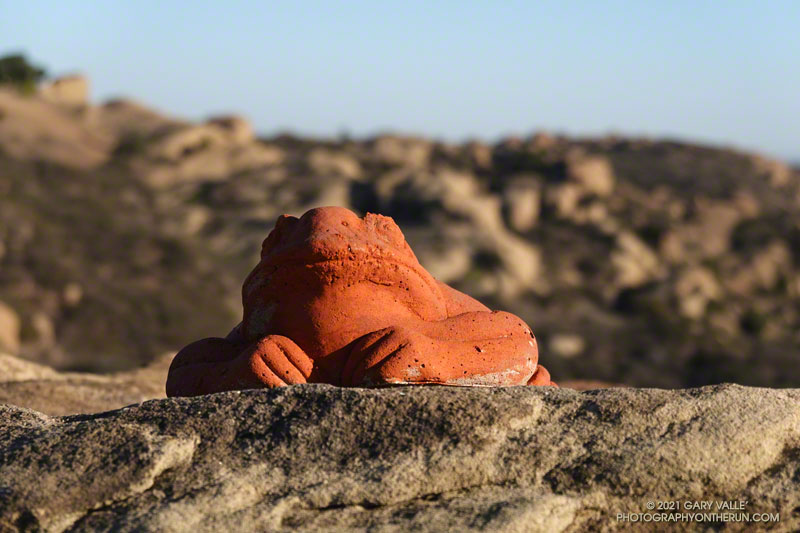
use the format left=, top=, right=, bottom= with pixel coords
left=167, top=206, right=555, bottom=396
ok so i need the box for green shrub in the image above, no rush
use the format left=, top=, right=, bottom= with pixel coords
left=0, top=54, right=46, bottom=94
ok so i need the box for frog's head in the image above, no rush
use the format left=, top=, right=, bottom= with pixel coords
left=258, top=206, right=417, bottom=268
left=241, top=207, right=448, bottom=339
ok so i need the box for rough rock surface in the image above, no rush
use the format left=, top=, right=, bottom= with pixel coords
left=1, top=383, right=798, bottom=532
left=0, top=353, right=169, bottom=415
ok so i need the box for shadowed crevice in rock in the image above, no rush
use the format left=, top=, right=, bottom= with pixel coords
left=1, top=383, right=798, bottom=532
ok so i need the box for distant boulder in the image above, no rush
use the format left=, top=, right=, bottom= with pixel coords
left=206, top=115, right=254, bottom=145
left=0, top=302, right=20, bottom=354
left=39, top=74, right=89, bottom=107
left=372, top=135, right=432, bottom=168
left=307, top=147, right=362, bottom=179
left=566, top=154, right=616, bottom=196
left=502, top=176, right=542, bottom=232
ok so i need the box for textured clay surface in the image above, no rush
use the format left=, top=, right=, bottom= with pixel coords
left=166, top=207, right=554, bottom=396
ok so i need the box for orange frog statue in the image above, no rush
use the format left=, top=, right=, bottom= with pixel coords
left=166, top=206, right=555, bottom=396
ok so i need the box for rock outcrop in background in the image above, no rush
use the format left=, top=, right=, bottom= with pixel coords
left=1, top=75, right=799, bottom=387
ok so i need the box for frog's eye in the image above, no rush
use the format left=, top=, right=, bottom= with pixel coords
left=262, top=215, right=298, bottom=256
left=275, top=214, right=298, bottom=230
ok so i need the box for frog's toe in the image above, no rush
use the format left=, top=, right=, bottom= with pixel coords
left=527, top=365, right=557, bottom=387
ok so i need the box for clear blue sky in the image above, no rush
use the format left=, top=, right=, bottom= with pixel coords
left=1, top=1, right=798, bottom=161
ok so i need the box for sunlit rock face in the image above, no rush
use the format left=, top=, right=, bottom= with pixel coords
left=1, top=383, right=798, bottom=532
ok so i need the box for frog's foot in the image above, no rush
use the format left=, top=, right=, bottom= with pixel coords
left=166, top=334, right=313, bottom=397
left=341, top=311, right=545, bottom=387
left=527, top=364, right=557, bottom=387
left=340, top=326, right=428, bottom=386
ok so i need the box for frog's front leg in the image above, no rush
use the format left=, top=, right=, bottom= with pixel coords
left=341, top=311, right=554, bottom=387
left=166, top=334, right=314, bottom=397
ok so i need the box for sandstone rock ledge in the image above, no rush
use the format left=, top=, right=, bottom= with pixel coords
left=0, top=353, right=170, bottom=416
left=1, top=384, right=799, bottom=533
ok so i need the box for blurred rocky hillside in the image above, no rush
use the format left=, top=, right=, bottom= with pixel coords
left=1, top=74, right=799, bottom=387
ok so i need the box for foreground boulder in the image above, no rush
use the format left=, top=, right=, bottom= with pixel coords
left=1, top=384, right=798, bottom=532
